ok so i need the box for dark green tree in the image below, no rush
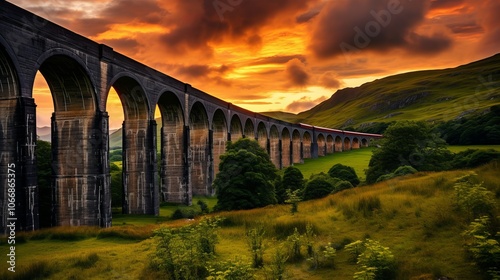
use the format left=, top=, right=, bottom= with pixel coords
left=110, top=162, right=123, bottom=208
left=214, top=138, right=278, bottom=211
left=302, top=177, right=334, bottom=201
left=365, top=121, right=452, bottom=184
left=36, top=139, right=52, bottom=228
left=328, top=163, right=360, bottom=186
left=282, top=166, right=305, bottom=192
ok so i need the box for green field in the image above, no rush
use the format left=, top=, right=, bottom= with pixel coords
left=2, top=161, right=499, bottom=279
left=290, top=145, right=500, bottom=181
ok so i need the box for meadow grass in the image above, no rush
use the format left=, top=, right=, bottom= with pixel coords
left=1, top=162, right=499, bottom=279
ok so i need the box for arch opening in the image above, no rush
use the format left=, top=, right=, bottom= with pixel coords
left=317, top=134, right=326, bottom=157
left=269, top=126, right=280, bottom=168
left=281, top=128, right=291, bottom=168
left=244, top=118, right=254, bottom=139
left=326, top=135, right=334, bottom=154
left=257, top=122, right=268, bottom=151
left=344, top=137, right=352, bottom=151
left=335, top=136, right=343, bottom=152
left=292, top=130, right=301, bottom=164
left=212, top=109, right=228, bottom=180
left=189, top=102, right=210, bottom=200
left=353, top=137, right=360, bottom=149
left=109, top=75, right=156, bottom=215
left=157, top=92, right=186, bottom=204
left=303, top=132, right=312, bottom=159
left=230, top=115, right=243, bottom=141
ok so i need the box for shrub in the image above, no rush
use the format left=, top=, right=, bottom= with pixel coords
left=197, top=200, right=209, bottom=214
left=265, top=247, right=288, bottom=280
left=247, top=226, right=266, bottom=268
left=328, top=163, right=360, bottom=186
left=286, top=228, right=303, bottom=262
left=376, top=173, right=395, bottom=183
left=334, top=180, right=354, bottom=192
left=462, top=216, right=500, bottom=279
left=453, top=174, right=495, bottom=221
left=347, top=239, right=396, bottom=280
left=207, top=258, right=255, bottom=280
left=303, top=177, right=334, bottom=200
left=393, top=165, right=418, bottom=176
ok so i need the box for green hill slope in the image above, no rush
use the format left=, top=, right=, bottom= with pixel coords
left=265, top=53, right=500, bottom=130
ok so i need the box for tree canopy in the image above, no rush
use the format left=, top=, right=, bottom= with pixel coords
left=214, top=138, right=278, bottom=211
left=365, top=121, right=451, bottom=184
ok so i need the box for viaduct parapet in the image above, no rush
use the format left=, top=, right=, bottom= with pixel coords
left=0, top=1, right=382, bottom=233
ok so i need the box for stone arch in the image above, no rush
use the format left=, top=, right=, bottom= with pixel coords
left=281, top=128, right=291, bottom=168
left=37, top=54, right=110, bottom=226
left=157, top=91, right=186, bottom=204
left=335, top=136, right=343, bottom=152
left=303, top=131, right=312, bottom=159
left=109, top=75, right=156, bottom=215
left=353, top=137, right=360, bottom=149
left=257, top=121, right=268, bottom=151
left=0, top=42, right=39, bottom=233
left=292, top=129, right=301, bottom=164
left=344, top=137, right=352, bottom=151
left=244, top=118, right=254, bottom=139
left=361, top=138, right=368, bottom=147
left=230, top=114, right=243, bottom=141
left=189, top=102, right=210, bottom=199
left=326, top=135, right=334, bottom=154
left=269, top=125, right=280, bottom=168
left=212, top=109, right=228, bottom=178
left=317, top=134, right=326, bottom=157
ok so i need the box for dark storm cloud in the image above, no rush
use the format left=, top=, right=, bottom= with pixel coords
left=447, top=22, right=483, bottom=35
left=429, top=0, right=465, bottom=10
left=100, top=0, right=167, bottom=24
left=309, top=0, right=453, bottom=58
left=159, top=0, right=313, bottom=55
left=285, top=59, right=310, bottom=87
left=319, top=72, right=342, bottom=89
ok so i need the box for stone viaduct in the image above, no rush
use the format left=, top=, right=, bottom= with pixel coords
left=0, top=1, right=382, bottom=234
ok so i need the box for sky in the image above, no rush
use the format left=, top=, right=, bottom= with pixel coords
left=10, top=0, right=500, bottom=129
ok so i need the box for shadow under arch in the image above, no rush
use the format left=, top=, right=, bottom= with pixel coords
left=37, top=54, right=111, bottom=227
left=189, top=101, right=210, bottom=201
left=157, top=91, right=187, bottom=204
left=212, top=109, right=228, bottom=179
left=109, top=75, right=157, bottom=215
left=281, top=127, right=291, bottom=168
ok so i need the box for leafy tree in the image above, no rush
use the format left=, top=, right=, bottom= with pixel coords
left=214, top=139, right=277, bottom=211
left=36, top=140, right=52, bottom=228
left=282, top=166, right=305, bottom=192
left=302, top=177, right=334, bottom=201
left=328, top=163, right=360, bottom=186
left=110, top=163, right=123, bottom=208
left=365, top=121, right=451, bottom=184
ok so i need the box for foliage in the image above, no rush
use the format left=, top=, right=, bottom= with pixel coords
left=334, top=180, right=354, bottom=192
left=453, top=174, right=495, bottom=221
left=365, top=121, right=452, bottom=184
left=36, top=140, right=52, bottom=228
left=462, top=216, right=500, bottom=279
left=282, top=166, right=305, bottom=192
left=307, top=242, right=337, bottom=270
left=265, top=247, right=288, bottom=280
left=328, top=163, right=360, bottom=186
left=286, top=228, right=303, bottom=262
left=246, top=226, right=266, bottom=268
left=150, top=217, right=222, bottom=279
left=302, top=177, right=334, bottom=200
left=285, top=189, right=302, bottom=215
left=214, top=138, right=278, bottom=211
left=110, top=162, right=123, bottom=208
left=207, top=258, right=255, bottom=280
left=376, top=165, right=417, bottom=183
left=197, top=199, right=209, bottom=214
left=452, top=149, right=500, bottom=169
left=437, top=106, right=500, bottom=145
left=347, top=239, right=396, bottom=280
left=274, top=176, right=287, bottom=204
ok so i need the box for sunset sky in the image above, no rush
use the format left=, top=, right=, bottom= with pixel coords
left=9, top=0, right=500, bottom=129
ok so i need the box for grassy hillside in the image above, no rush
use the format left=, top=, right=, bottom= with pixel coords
left=265, top=53, right=500, bottom=130
left=2, top=160, right=499, bottom=279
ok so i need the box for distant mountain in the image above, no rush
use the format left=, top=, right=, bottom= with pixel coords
left=264, top=53, right=500, bottom=131
left=37, top=126, right=51, bottom=142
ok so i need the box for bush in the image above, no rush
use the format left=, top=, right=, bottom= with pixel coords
left=347, top=239, right=396, bottom=280
left=334, top=180, right=354, bottom=192
left=247, top=226, right=266, bottom=268
left=462, top=216, right=500, bottom=279
left=328, top=164, right=360, bottom=186
left=453, top=174, right=495, bottom=221
left=207, top=258, right=255, bottom=280
left=393, top=165, right=417, bottom=176
left=303, top=177, right=334, bottom=200
left=452, top=149, right=500, bottom=169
